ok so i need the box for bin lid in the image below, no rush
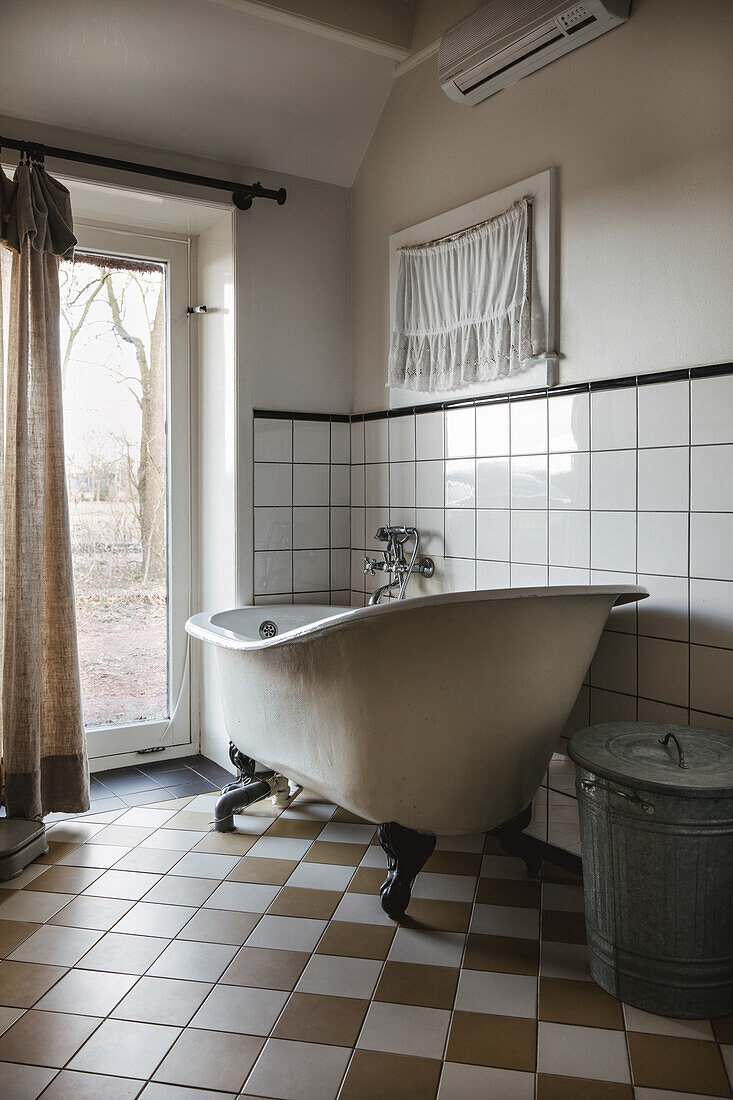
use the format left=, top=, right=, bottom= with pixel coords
left=568, top=722, right=733, bottom=797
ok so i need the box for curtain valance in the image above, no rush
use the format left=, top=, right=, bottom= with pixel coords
left=388, top=197, right=538, bottom=392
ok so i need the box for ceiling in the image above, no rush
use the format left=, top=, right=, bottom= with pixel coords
left=1, top=0, right=412, bottom=187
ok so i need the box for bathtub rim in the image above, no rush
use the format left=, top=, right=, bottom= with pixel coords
left=186, top=584, right=648, bottom=652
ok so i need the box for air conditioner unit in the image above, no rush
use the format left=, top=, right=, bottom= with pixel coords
left=439, top=0, right=630, bottom=105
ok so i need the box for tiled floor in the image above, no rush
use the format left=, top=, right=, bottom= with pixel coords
left=0, top=779, right=731, bottom=1099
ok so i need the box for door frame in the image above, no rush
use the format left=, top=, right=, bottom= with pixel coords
left=69, top=224, right=193, bottom=767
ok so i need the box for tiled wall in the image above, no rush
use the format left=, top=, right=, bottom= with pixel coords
left=254, top=365, right=733, bottom=854
left=253, top=415, right=351, bottom=605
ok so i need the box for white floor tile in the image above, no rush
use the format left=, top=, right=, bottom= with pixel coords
left=388, top=927, right=466, bottom=968
left=143, top=876, right=220, bottom=907
left=83, top=870, right=161, bottom=901
left=0, top=889, right=75, bottom=922
left=454, top=969, right=537, bottom=1018
left=537, top=1020, right=631, bottom=1083
left=359, top=846, right=387, bottom=868
left=148, top=940, right=238, bottom=982
left=0, top=1062, right=57, bottom=1100
left=0, top=863, right=50, bottom=889
left=113, top=848, right=184, bottom=874
left=115, top=807, right=179, bottom=828
left=246, top=836, right=314, bottom=861
left=140, top=830, right=208, bottom=852
left=245, top=915, right=327, bottom=953
left=412, top=872, right=476, bottom=902
left=623, top=1003, right=714, bottom=1039
left=331, top=892, right=395, bottom=927
left=480, top=855, right=531, bottom=881
left=34, top=968, right=137, bottom=1017
left=317, top=822, right=375, bottom=844
left=540, top=941, right=592, bottom=981
left=542, top=882, right=585, bottom=912
left=357, top=1001, right=451, bottom=1059
left=60, top=844, right=132, bottom=868
left=203, top=881, right=280, bottom=913
left=0, top=1007, right=25, bottom=1037
left=7, top=923, right=103, bottom=966
left=438, top=1062, right=535, bottom=1100
left=435, top=834, right=485, bottom=852
left=47, top=821, right=106, bottom=844
left=470, top=903, right=539, bottom=939
left=90, top=825, right=157, bottom=846
left=285, top=862, right=354, bottom=892
left=113, top=902, right=197, bottom=938
left=242, top=1038, right=350, bottom=1100
left=281, top=803, right=337, bottom=821
left=190, top=984, right=288, bottom=1036
left=171, top=852, right=241, bottom=879
left=296, top=953, right=382, bottom=999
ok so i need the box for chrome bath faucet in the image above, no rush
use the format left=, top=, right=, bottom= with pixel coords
left=364, top=525, right=435, bottom=605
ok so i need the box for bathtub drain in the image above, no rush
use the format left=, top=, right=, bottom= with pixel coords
left=259, top=620, right=278, bottom=639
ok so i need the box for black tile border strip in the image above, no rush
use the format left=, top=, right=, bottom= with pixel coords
left=254, top=361, right=733, bottom=423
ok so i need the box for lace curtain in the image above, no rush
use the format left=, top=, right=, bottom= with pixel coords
left=389, top=198, right=538, bottom=392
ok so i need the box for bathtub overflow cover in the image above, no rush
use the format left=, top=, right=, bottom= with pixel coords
left=259, top=620, right=278, bottom=639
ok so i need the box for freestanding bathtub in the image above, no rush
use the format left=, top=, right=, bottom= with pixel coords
left=187, top=585, right=647, bottom=917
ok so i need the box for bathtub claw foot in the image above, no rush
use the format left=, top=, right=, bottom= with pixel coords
left=377, top=822, right=436, bottom=921
left=493, top=803, right=542, bottom=878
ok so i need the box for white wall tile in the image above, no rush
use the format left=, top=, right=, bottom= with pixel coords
left=350, top=420, right=365, bottom=464
left=637, top=512, right=688, bottom=577
left=690, top=579, right=733, bottom=648
left=511, top=510, right=548, bottom=565
left=638, top=636, right=690, bottom=708
left=549, top=512, right=590, bottom=569
left=365, top=418, right=388, bottom=463
left=389, top=415, right=416, bottom=462
left=690, top=513, right=733, bottom=580
left=591, top=512, right=636, bottom=573
left=549, top=393, right=589, bottom=453
left=416, top=509, right=445, bottom=557
left=254, top=551, right=292, bottom=596
left=255, top=462, right=292, bottom=507
left=443, top=557, right=476, bottom=592
left=511, top=455, right=548, bottom=509
left=548, top=452, right=589, bottom=510
left=591, top=569, right=638, bottom=633
left=476, top=403, right=510, bottom=457
left=350, top=507, right=365, bottom=549
left=389, top=462, right=416, bottom=508
left=293, top=464, right=330, bottom=506
left=590, top=687, right=637, bottom=724
left=638, top=698, right=689, bottom=724
left=476, top=457, right=510, bottom=509
left=477, top=510, right=510, bottom=562
left=591, top=450, right=636, bottom=511
left=293, top=549, right=330, bottom=592
left=365, top=463, right=389, bottom=509
left=445, top=406, right=476, bottom=458
left=330, top=421, right=350, bottom=465
left=690, top=710, right=733, bottom=733
left=691, top=374, right=733, bottom=445
left=254, top=418, right=292, bottom=462
left=445, top=459, right=475, bottom=507
left=350, top=465, right=365, bottom=507
left=293, top=507, right=329, bottom=549
left=477, top=560, right=511, bottom=588
left=511, top=563, right=548, bottom=587
left=638, top=447, right=689, bottom=511
left=691, top=445, right=733, bottom=511
left=510, top=397, right=547, bottom=455
left=416, top=461, right=445, bottom=508
left=638, top=380, right=689, bottom=448
left=254, top=507, right=292, bottom=551
left=390, top=505, right=416, bottom=529
left=351, top=550, right=366, bottom=591
left=327, top=464, right=349, bottom=507
left=550, top=566, right=590, bottom=585
left=416, top=411, right=444, bottom=460
left=293, top=420, right=330, bottom=463
left=330, top=508, right=351, bottom=549
left=637, top=574, right=689, bottom=641
left=591, top=388, right=637, bottom=450
left=293, top=591, right=331, bottom=605
left=690, top=644, right=733, bottom=717
left=445, top=509, right=476, bottom=559
left=591, top=631, right=637, bottom=695
left=330, top=549, right=350, bottom=590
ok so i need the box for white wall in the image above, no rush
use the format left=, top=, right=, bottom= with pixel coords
left=351, top=0, right=733, bottom=411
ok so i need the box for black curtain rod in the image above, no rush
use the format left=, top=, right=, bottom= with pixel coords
left=0, top=134, right=287, bottom=210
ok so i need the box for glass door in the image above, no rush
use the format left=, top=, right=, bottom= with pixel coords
left=60, top=226, right=191, bottom=762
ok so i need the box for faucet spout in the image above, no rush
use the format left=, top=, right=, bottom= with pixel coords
left=365, top=526, right=435, bottom=605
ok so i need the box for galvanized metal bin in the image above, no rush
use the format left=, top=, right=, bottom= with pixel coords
left=569, top=722, right=733, bottom=1019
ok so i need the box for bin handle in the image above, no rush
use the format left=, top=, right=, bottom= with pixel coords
left=658, top=731, right=688, bottom=769
left=581, top=779, right=655, bottom=814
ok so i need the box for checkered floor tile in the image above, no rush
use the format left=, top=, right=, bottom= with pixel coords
left=0, top=779, right=731, bottom=1098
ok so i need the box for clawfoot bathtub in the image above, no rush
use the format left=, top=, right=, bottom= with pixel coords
left=187, top=585, right=646, bottom=918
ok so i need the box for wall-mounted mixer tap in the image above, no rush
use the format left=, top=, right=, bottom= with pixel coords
left=364, top=526, right=435, bottom=605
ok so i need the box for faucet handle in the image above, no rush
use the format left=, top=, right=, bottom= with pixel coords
left=363, top=555, right=377, bottom=577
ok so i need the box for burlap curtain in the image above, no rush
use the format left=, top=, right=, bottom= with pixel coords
left=0, top=159, right=89, bottom=820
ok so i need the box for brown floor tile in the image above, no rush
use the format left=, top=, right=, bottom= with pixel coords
left=403, top=899, right=471, bottom=933
left=154, top=1027, right=263, bottom=1092
left=304, top=841, right=367, bottom=866
left=160, top=810, right=211, bottom=830
left=273, top=991, right=369, bottom=1046
left=539, top=976, right=624, bottom=1029
left=423, top=850, right=482, bottom=877
left=446, top=1011, right=536, bottom=1071
left=316, top=920, right=395, bottom=960
left=542, top=862, right=583, bottom=885
left=348, top=867, right=385, bottom=895
left=537, top=1073, right=633, bottom=1099
left=375, top=961, right=458, bottom=1009
left=339, top=1049, right=442, bottom=1100
left=477, top=877, right=541, bottom=908
left=221, top=945, right=310, bottom=989
left=0, top=919, right=41, bottom=958
left=463, top=933, right=539, bottom=975
left=0, top=1007, right=101, bottom=1067
left=267, top=886, right=341, bottom=920
left=627, top=1031, right=732, bottom=1096
left=542, top=909, right=587, bottom=944
left=192, top=831, right=257, bottom=855
left=714, top=1015, right=733, bottom=1043
left=265, top=818, right=325, bottom=840
left=177, top=907, right=260, bottom=945
left=24, top=865, right=104, bottom=894
left=331, top=808, right=371, bottom=825
left=227, top=856, right=298, bottom=886
left=482, top=835, right=505, bottom=856
left=37, top=1068, right=145, bottom=1099
left=35, top=841, right=81, bottom=865
left=0, top=959, right=68, bottom=1007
